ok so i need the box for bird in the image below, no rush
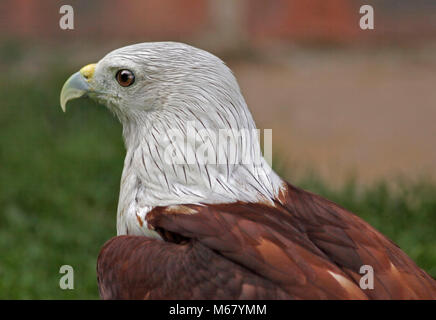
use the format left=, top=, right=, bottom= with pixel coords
left=60, top=42, right=436, bottom=299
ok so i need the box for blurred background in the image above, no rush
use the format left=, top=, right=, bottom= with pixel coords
left=0, top=0, right=435, bottom=299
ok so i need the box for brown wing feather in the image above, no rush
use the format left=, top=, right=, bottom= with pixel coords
left=146, top=202, right=368, bottom=299
left=97, top=182, right=436, bottom=299
left=97, top=235, right=290, bottom=299
left=279, top=183, right=436, bottom=299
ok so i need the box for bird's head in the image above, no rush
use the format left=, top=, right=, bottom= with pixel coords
left=60, top=42, right=281, bottom=205
left=60, top=42, right=251, bottom=129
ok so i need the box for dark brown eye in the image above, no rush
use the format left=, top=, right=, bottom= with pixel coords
left=116, top=69, right=135, bottom=87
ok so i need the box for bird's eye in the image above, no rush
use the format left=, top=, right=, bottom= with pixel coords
left=115, top=69, right=135, bottom=87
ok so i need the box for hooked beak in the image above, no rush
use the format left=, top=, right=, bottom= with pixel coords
left=60, top=63, right=96, bottom=112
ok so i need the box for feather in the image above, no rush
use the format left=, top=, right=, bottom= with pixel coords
left=97, top=182, right=436, bottom=299
left=60, top=41, right=436, bottom=300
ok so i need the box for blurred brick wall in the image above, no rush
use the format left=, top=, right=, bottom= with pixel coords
left=246, top=0, right=359, bottom=43
left=1, top=0, right=435, bottom=45
left=0, top=0, right=209, bottom=40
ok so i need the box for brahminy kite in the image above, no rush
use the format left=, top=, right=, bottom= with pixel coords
left=60, top=42, right=436, bottom=299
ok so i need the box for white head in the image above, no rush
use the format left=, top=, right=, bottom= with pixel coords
left=61, top=42, right=284, bottom=234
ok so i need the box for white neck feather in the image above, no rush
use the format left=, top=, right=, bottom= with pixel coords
left=116, top=108, right=285, bottom=236
left=112, top=46, right=285, bottom=236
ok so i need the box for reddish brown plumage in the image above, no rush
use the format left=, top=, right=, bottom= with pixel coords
left=97, top=183, right=436, bottom=299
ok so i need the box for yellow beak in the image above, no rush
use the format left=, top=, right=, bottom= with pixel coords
left=60, top=63, right=96, bottom=112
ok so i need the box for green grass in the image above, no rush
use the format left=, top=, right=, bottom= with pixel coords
left=0, top=65, right=435, bottom=299
left=0, top=69, right=124, bottom=299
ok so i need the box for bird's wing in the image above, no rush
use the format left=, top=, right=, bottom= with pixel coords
left=97, top=182, right=436, bottom=299
left=276, top=183, right=436, bottom=299
left=97, top=235, right=291, bottom=299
